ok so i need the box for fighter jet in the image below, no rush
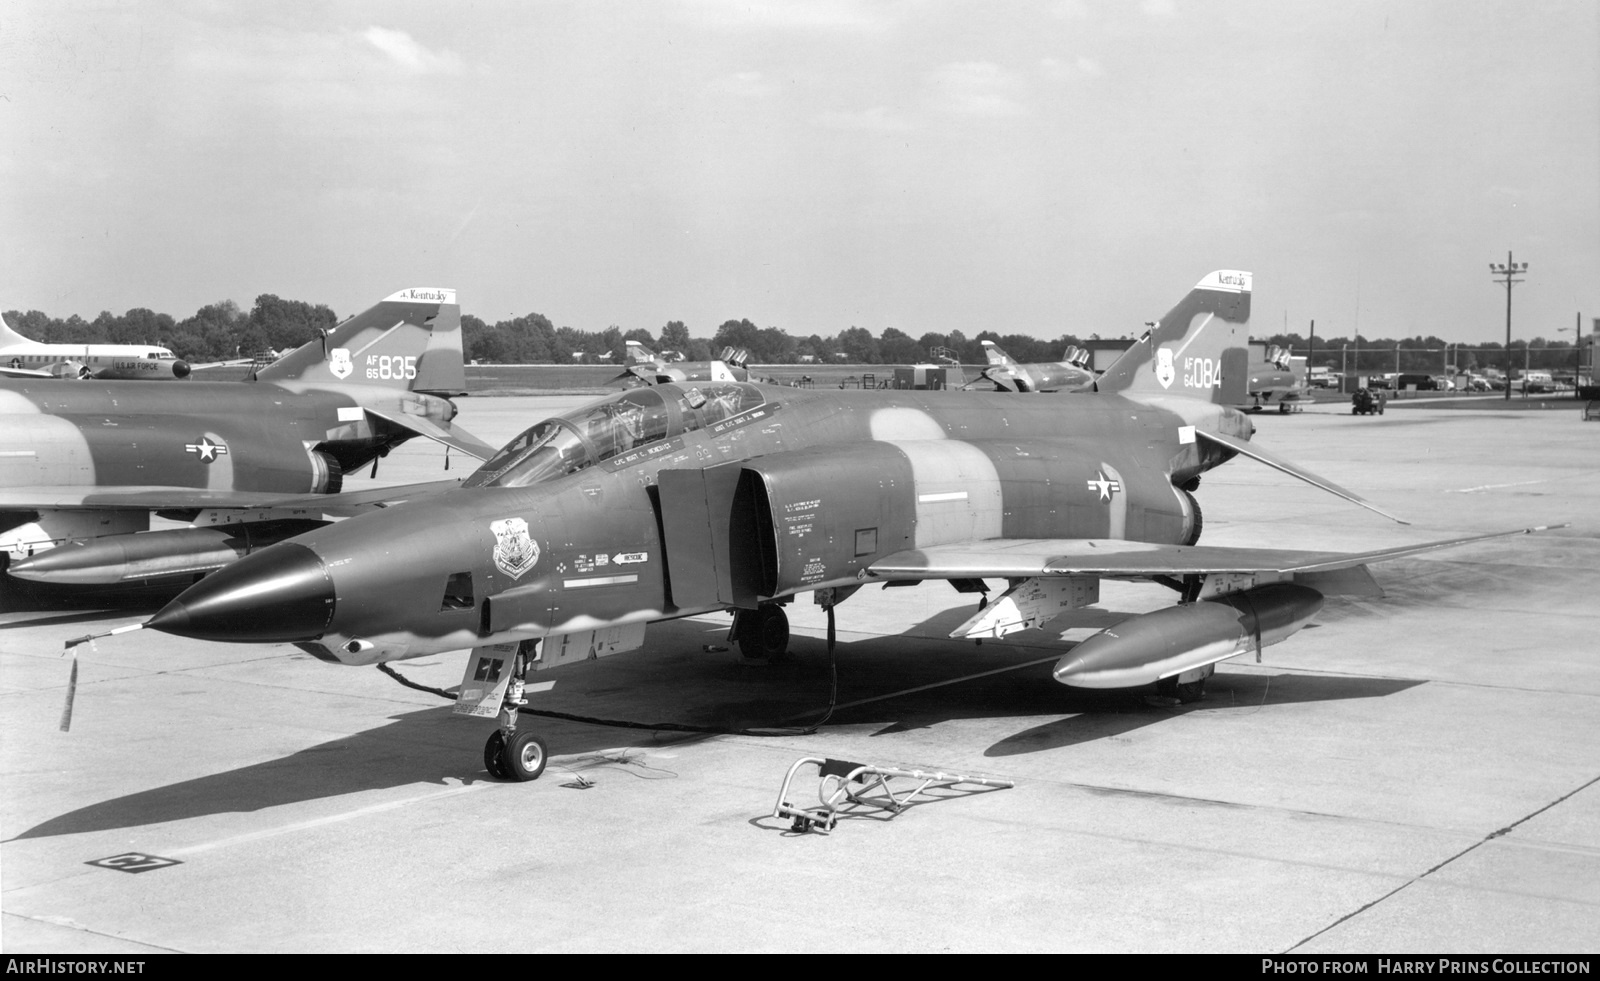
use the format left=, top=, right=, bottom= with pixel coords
left=2, top=287, right=494, bottom=587
left=971, top=339, right=1095, bottom=392
left=1243, top=345, right=1311, bottom=413
left=1, top=313, right=193, bottom=380
left=616, top=339, right=750, bottom=386
left=128, top=270, right=1546, bottom=781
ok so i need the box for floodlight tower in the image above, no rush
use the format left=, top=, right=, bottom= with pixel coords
left=1489, top=252, right=1529, bottom=401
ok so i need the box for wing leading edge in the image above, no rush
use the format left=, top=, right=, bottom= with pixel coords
left=867, top=526, right=1560, bottom=580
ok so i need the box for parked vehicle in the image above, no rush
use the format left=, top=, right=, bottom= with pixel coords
left=1519, top=371, right=1554, bottom=394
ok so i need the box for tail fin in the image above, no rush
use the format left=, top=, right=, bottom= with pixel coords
left=255, top=287, right=465, bottom=395
left=981, top=340, right=1014, bottom=366
left=1095, top=270, right=1251, bottom=404
left=626, top=340, right=658, bottom=365
left=0, top=311, right=30, bottom=345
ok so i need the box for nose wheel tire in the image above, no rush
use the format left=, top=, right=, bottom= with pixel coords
left=483, top=731, right=510, bottom=780
left=503, top=730, right=548, bottom=781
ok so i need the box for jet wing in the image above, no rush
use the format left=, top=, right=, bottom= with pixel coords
left=362, top=406, right=497, bottom=460
left=0, top=478, right=462, bottom=514
left=867, top=527, right=1557, bottom=580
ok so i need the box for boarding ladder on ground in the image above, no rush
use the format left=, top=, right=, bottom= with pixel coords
left=772, top=757, right=1014, bottom=833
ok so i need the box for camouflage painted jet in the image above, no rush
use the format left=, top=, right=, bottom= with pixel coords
left=1, top=313, right=193, bottom=380
left=971, top=339, right=1095, bottom=392
left=616, top=339, right=750, bottom=386
left=2, top=287, right=494, bottom=585
left=1244, top=345, right=1311, bottom=413
left=128, top=270, right=1546, bottom=781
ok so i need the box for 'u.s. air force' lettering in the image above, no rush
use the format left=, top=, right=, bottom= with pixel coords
left=491, top=517, right=539, bottom=578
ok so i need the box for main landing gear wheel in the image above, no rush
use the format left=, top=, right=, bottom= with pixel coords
left=1157, top=676, right=1207, bottom=704
left=503, top=730, right=548, bottom=781
left=737, top=605, right=791, bottom=659
left=483, top=731, right=510, bottom=779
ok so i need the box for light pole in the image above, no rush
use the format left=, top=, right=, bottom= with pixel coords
left=1489, top=252, right=1528, bottom=401
left=1558, top=312, right=1582, bottom=394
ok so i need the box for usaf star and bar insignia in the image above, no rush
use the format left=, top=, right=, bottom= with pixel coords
left=1086, top=469, right=1122, bottom=502
left=185, top=435, right=229, bottom=464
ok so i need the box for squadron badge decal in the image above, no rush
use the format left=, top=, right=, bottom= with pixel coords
left=490, top=518, right=540, bottom=579
left=328, top=347, right=354, bottom=380
left=1154, top=347, right=1175, bottom=389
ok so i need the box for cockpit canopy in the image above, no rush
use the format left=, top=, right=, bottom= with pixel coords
left=464, top=383, right=768, bottom=489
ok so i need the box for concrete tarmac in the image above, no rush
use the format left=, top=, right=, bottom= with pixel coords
left=3, top=394, right=1598, bottom=953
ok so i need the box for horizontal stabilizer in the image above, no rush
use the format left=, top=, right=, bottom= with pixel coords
left=1196, top=429, right=1409, bottom=524
left=362, top=406, right=497, bottom=460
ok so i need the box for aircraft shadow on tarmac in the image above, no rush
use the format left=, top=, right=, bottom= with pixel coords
left=982, top=671, right=1422, bottom=758
left=0, top=575, right=182, bottom=618
left=11, top=617, right=1422, bottom=842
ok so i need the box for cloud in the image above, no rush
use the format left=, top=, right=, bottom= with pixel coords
left=1040, top=56, right=1103, bottom=81
left=1141, top=0, right=1179, bottom=18
left=815, top=106, right=917, bottom=132
left=927, top=62, right=1029, bottom=117
left=706, top=71, right=775, bottom=99
left=362, top=27, right=464, bottom=75
left=173, top=24, right=467, bottom=126
left=679, top=0, right=896, bottom=31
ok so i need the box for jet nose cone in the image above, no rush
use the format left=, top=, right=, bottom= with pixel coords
left=173, top=360, right=192, bottom=379
left=147, top=543, right=334, bottom=642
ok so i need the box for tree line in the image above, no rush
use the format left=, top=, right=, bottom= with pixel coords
left=4, top=296, right=1590, bottom=372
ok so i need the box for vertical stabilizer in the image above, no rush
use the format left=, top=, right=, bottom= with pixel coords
left=981, top=340, right=1014, bottom=366
left=256, top=288, right=465, bottom=395
left=1094, top=271, right=1252, bottom=405
left=0, top=311, right=29, bottom=345
left=626, top=340, right=659, bottom=365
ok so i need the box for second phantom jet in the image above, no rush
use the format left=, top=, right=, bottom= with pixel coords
left=133, top=270, right=1546, bottom=780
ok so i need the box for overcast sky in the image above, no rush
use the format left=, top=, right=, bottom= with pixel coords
left=4, top=1, right=1596, bottom=345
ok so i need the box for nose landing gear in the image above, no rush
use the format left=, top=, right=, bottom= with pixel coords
left=478, top=643, right=549, bottom=781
